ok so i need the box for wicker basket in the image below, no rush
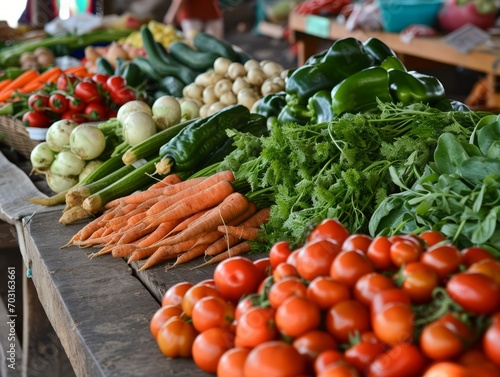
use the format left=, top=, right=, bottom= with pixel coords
left=0, top=115, right=41, bottom=159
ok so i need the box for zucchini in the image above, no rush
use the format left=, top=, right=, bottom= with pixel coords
left=169, top=41, right=219, bottom=71
left=132, top=56, right=162, bottom=81
left=158, top=75, right=185, bottom=98
left=121, top=62, right=146, bottom=87
left=193, top=32, right=237, bottom=62
left=122, top=118, right=198, bottom=165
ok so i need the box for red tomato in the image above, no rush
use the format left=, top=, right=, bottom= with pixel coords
left=460, top=348, right=500, bottom=376
left=269, top=240, right=293, bottom=269
left=330, top=249, right=374, bottom=288
left=56, top=73, right=79, bottom=92
left=354, top=272, right=395, bottom=307
left=307, top=218, right=350, bottom=244
left=234, top=293, right=260, bottom=321
left=61, top=110, right=86, bottom=124
left=192, top=327, right=235, bottom=373
left=84, top=102, right=107, bottom=121
left=22, top=111, right=51, bottom=128
left=397, top=262, right=439, bottom=304
left=483, top=317, right=500, bottom=366
left=468, top=259, right=500, bottom=285
left=325, top=300, right=370, bottom=343
left=106, top=75, right=127, bottom=92
left=191, top=295, right=235, bottom=332
left=318, top=361, right=360, bottom=377
left=48, top=93, right=68, bottom=114
left=390, top=239, right=421, bottom=267
left=217, top=347, right=250, bottom=377
left=293, top=330, right=338, bottom=367
left=213, top=256, right=260, bottom=302
left=344, top=340, right=385, bottom=375
left=422, top=362, right=469, bottom=377
left=372, top=302, right=414, bottom=345
left=254, top=257, right=271, bottom=283
left=67, top=96, right=86, bottom=112
left=268, top=276, right=307, bottom=309
left=296, top=238, right=341, bottom=281
left=234, top=307, right=277, bottom=348
left=460, top=246, right=494, bottom=267
left=275, top=296, right=321, bottom=338
left=181, top=284, right=222, bottom=318
left=420, top=321, right=464, bottom=361
left=110, top=87, right=136, bottom=106
left=161, top=281, right=194, bottom=307
left=155, top=317, right=198, bottom=358
left=150, top=305, right=183, bottom=339
left=74, top=80, right=102, bottom=104
left=315, top=350, right=345, bottom=375
left=368, top=343, right=427, bottom=377
left=367, top=235, right=395, bottom=271
left=92, top=73, right=110, bottom=90
left=371, top=288, right=412, bottom=316
left=306, top=276, right=351, bottom=310
left=446, top=272, right=500, bottom=315
left=272, top=262, right=299, bottom=282
left=342, top=233, right=373, bottom=253
left=286, top=248, right=300, bottom=267
left=419, top=230, right=446, bottom=247
left=28, top=94, right=49, bottom=112
left=243, top=340, right=307, bottom=377
left=421, top=243, right=462, bottom=280
left=436, top=313, right=473, bottom=342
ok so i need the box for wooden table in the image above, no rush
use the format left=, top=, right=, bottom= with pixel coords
left=0, top=150, right=243, bottom=377
left=288, top=11, right=500, bottom=108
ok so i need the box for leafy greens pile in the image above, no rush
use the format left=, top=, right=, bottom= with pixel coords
left=220, top=101, right=484, bottom=247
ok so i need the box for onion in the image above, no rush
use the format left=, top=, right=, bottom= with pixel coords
left=152, top=95, right=182, bottom=130
left=50, top=150, right=86, bottom=177
left=45, top=119, right=78, bottom=152
left=46, top=171, right=79, bottom=193
left=30, top=142, right=55, bottom=171
left=70, top=124, right=107, bottom=161
left=79, top=160, right=103, bottom=182
left=123, top=111, right=157, bottom=146
left=180, top=99, right=200, bottom=120
left=117, top=100, right=152, bottom=125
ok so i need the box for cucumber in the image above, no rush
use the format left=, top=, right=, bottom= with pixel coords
left=193, top=32, right=237, bottom=62
left=158, top=75, right=185, bottom=98
left=132, top=56, right=162, bottom=81
left=169, top=41, right=219, bottom=71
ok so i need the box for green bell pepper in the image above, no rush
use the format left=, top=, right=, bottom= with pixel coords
left=255, top=91, right=287, bottom=118
left=277, top=104, right=312, bottom=125
left=308, top=90, right=334, bottom=123
left=380, top=56, right=407, bottom=72
left=305, top=49, right=328, bottom=65
left=388, top=70, right=446, bottom=106
left=331, top=66, right=393, bottom=116
left=285, top=63, right=339, bottom=105
left=363, top=37, right=397, bottom=64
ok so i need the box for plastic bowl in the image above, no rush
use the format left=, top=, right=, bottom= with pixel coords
left=377, top=0, right=443, bottom=32
left=26, top=127, right=49, bottom=141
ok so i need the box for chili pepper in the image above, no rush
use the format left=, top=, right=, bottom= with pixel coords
left=388, top=70, right=446, bottom=106
left=307, top=90, right=334, bottom=123
left=380, top=56, right=407, bottom=72
left=255, top=91, right=287, bottom=118
left=331, top=66, right=393, bottom=116
left=277, top=104, right=312, bottom=125
left=363, top=37, right=397, bottom=64
left=285, top=63, right=338, bottom=105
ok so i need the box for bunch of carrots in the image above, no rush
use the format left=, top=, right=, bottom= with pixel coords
left=63, top=170, right=270, bottom=271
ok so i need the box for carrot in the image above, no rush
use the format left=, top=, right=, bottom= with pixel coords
left=64, top=65, right=89, bottom=76
left=114, top=222, right=155, bottom=246
left=111, top=244, right=139, bottom=258
left=147, top=173, right=183, bottom=190
left=127, top=246, right=158, bottom=264
left=217, top=225, right=261, bottom=241
left=18, top=67, right=63, bottom=93
left=73, top=233, right=122, bottom=248
left=163, top=208, right=212, bottom=237
left=166, top=245, right=207, bottom=270
left=0, top=70, right=39, bottom=102
left=0, top=79, right=13, bottom=91
left=137, top=238, right=199, bottom=271
left=194, top=241, right=252, bottom=269
left=135, top=219, right=181, bottom=248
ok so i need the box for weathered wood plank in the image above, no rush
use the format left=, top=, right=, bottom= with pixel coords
left=21, top=210, right=212, bottom=377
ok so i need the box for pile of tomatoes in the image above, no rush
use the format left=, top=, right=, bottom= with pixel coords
left=22, top=73, right=138, bottom=128
left=149, top=218, right=500, bottom=377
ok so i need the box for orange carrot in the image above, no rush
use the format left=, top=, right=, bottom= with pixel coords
left=147, top=173, right=183, bottom=190
left=137, top=238, right=199, bottom=271
left=127, top=246, right=158, bottom=263
left=64, top=65, right=89, bottom=76
left=135, top=219, right=181, bottom=248
left=114, top=222, right=155, bottom=246
left=0, top=79, right=13, bottom=91
left=111, top=244, right=138, bottom=258
left=0, top=70, right=39, bottom=102
left=18, top=67, right=63, bottom=93
left=217, top=225, right=261, bottom=241
left=194, top=241, right=251, bottom=268
left=163, top=208, right=212, bottom=237
left=166, top=244, right=207, bottom=270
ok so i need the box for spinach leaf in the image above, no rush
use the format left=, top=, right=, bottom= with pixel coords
left=477, top=120, right=500, bottom=155
left=434, top=133, right=469, bottom=175
left=459, top=158, right=500, bottom=181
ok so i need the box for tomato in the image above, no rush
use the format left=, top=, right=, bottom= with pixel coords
left=371, top=288, right=412, bottom=316
left=354, top=272, right=395, bottom=307
left=84, top=102, right=107, bottom=121
left=315, top=350, right=345, bottom=375
left=234, top=307, right=277, bottom=348
left=161, top=281, right=194, bottom=307
left=275, top=296, right=321, bottom=338
left=342, top=233, right=373, bottom=253
left=67, top=96, right=86, bottom=112
left=460, top=246, right=494, bottom=267
left=286, top=248, right=300, bottom=267
left=293, top=330, right=338, bottom=367
left=110, top=87, right=136, bottom=106
left=197, top=278, right=216, bottom=287
left=149, top=305, right=183, bottom=339
left=446, top=272, right=500, bottom=315
left=257, top=275, right=274, bottom=296
left=483, top=317, right=500, bottom=366
left=243, top=340, right=307, bottom=377
left=344, top=340, right=385, bottom=375
left=28, top=94, right=49, bottom=112
left=92, top=73, right=110, bottom=90
left=74, top=80, right=102, bottom=104
left=306, top=276, right=351, bottom=310
left=372, top=301, right=414, bottom=345
left=419, top=230, right=446, bottom=247
left=106, top=107, right=118, bottom=118
left=421, top=243, right=462, bottom=280
left=296, top=238, right=341, bottom=281
left=325, top=300, right=370, bottom=343
left=155, top=317, right=198, bottom=358
left=368, top=343, right=427, bottom=377
left=367, top=235, right=395, bottom=271
left=234, top=293, right=260, bottom=321
left=191, top=295, right=235, bottom=332
left=422, top=362, right=469, bottom=377
left=22, top=111, right=51, bottom=128
left=330, top=249, right=374, bottom=288
left=181, top=284, right=222, bottom=318
left=48, top=93, right=68, bottom=114
left=273, top=262, right=299, bottom=282
left=468, top=259, right=500, bottom=285
left=253, top=257, right=271, bottom=284
left=269, top=240, right=293, bottom=269
left=318, top=361, right=360, bottom=377
left=420, top=321, right=464, bottom=360
left=397, top=262, right=439, bottom=304
left=192, top=327, right=235, bottom=373
left=460, top=348, right=500, bottom=376
left=56, top=73, right=79, bottom=92
left=268, top=276, right=307, bottom=309
left=106, top=75, right=127, bottom=92
left=308, top=218, right=350, bottom=244
left=435, top=313, right=473, bottom=342
left=217, top=347, right=250, bottom=377
left=61, top=110, right=87, bottom=124
left=390, top=239, right=421, bottom=267
left=214, top=256, right=260, bottom=302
